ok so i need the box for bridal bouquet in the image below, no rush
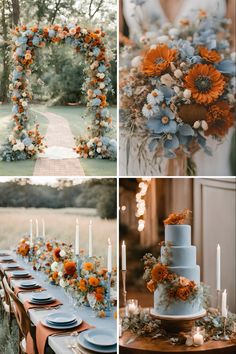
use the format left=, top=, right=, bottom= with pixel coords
left=120, top=11, right=235, bottom=164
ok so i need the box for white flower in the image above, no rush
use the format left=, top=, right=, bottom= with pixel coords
left=160, top=73, right=175, bottom=87
left=97, top=147, right=101, bottom=153
left=193, top=120, right=201, bottom=129
left=157, top=35, right=169, bottom=44
left=169, top=28, right=179, bottom=37
left=97, top=73, right=105, bottom=79
left=227, top=93, right=235, bottom=104
left=58, top=271, right=63, bottom=277
left=99, top=83, right=105, bottom=89
left=142, top=104, right=158, bottom=118
left=81, top=29, right=87, bottom=35
left=201, top=120, right=208, bottom=131
left=27, top=144, right=34, bottom=151
left=87, top=141, right=93, bottom=148
left=89, top=151, right=94, bottom=156
left=59, top=279, right=67, bottom=288
left=173, top=86, right=180, bottom=94
left=22, top=92, right=27, bottom=97
left=131, top=56, right=141, bottom=68
left=97, top=141, right=102, bottom=147
left=22, top=101, right=28, bottom=107
left=183, top=89, right=191, bottom=99
left=147, top=89, right=164, bottom=105
left=36, top=250, right=41, bottom=256
left=174, top=69, right=183, bottom=79
left=51, top=261, right=58, bottom=272
left=8, top=134, right=14, bottom=142
left=12, top=141, right=25, bottom=151
left=59, top=249, right=66, bottom=257
left=9, top=84, right=14, bottom=90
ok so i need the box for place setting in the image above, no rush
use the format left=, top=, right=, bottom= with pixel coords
left=77, top=328, right=117, bottom=353
left=5, top=263, right=22, bottom=270
left=10, top=270, right=32, bottom=279
left=0, top=256, right=15, bottom=263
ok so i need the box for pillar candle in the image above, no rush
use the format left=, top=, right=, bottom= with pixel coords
left=89, top=220, right=93, bottom=257
left=222, top=289, right=228, bottom=317
left=29, top=219, right=33, bottom=244
left=42, top=219, right=45, bottom=239
left=75, top=218, right=80, bottom=255
left=107, top=238, right=112, bottom=273
left=193, top=328, right=204, bottom=346
left=122, top=240, right=126, bottom=270
left=216, top=244, right=221, bottom=291
left=35, top=219, right=39, bottom=238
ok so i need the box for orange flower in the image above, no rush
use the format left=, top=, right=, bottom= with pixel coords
left=83, top=262, right=94, bottom=271
left=141, top=44, right=177, bottom=76
left=164, top=209, right=191, bottom=225
left=147, top=279, right=157, bottom=293
left=199, top=47, right=221, bottom=63
left=95, top=293, right=104, bottom=302
left=205, top=101, right=234, bottom=138
left=54, top=247, right=61, bottom=260
left=78, top=279, right=87, bottom=292
left=46, top=242, right=53, bottom=252
left=95, top=287, right=104, bottom=294
left=19, top=243, right=30, bottom=256
left=176, top=286, right=191, bottom=301
left=151, top=263, right=168, bottom=282
left=184, top=64, right=225, bottom=104
left=52, top=271, right=58, bottom=280
left=64, top=261, right=76, bottom=276
left=88, top=277, right=100, bottom=287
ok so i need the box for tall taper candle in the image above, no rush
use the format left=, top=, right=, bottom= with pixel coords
left=222, top=289, right=227, bottom=317
left=42, top=219, right=45, bottom=239
left=108, top=238, right=112, bottom=273
left=216, top=244, right=221, bottom=291
left=75, top=218, right=80, bottom=255
left=30, top=219, right=33, bottom=244
left=122, top=240, right=126, bottom=270
left=89, top=220, right=93, bottom=257
left=36, top=219, right=39, bottom=238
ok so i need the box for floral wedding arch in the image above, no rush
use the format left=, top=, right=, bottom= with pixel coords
left=0, top=24, right=116, bottom=161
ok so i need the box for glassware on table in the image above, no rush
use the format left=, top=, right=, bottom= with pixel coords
left=126, top=299, right=139, bottom=316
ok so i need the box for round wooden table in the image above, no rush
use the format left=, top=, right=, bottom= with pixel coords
left=120, top=331, right=236, bottom=354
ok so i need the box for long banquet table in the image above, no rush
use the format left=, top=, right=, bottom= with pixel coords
left=0, top=250, right=117, bottom=354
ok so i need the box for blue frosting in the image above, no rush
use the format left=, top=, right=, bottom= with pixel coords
left=165, top=225, right=191, bottom=246
left=161, top=245, right=197, bottom=267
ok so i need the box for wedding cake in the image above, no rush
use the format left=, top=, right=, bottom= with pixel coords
left=144, top=210, right=204, bottom=317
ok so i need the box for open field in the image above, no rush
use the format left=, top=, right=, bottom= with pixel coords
left=0, top=207, right=117, bottom=262
left=0, top=104, right=117, bottom=176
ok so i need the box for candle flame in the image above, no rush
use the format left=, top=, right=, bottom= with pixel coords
left=122, top=240, right=125, bottom=245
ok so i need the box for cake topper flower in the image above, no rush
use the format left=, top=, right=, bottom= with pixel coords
left=164, top=209, right=191, bottom=225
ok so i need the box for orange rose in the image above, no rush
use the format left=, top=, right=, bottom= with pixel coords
left=95, top=293, right=104, bottom=302
left=151, top=263, right=168, bottom=283
left=78, top=279, right=87, bottom=292
left=64, top=261, right=76, bottom=276
left=147, top=279, right=157, bottom=293
left=89, top=277, right=100, bottom=287
left=52, top=271, right=58, bottom=280
left=53, top=247, right=61, bottom=260
left=176, top=286, right=191, bottom=301
left=83, top=262, right=94, bottom=271
left=95, top=287, right=104, bottom=294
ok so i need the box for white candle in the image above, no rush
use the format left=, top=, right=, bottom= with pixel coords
left=128, top=303, right=137, bottom=314
left=89, top=220, right=93, bottom=257
left=35, top=219, right=39, bottom=238
left=193, top=328, right=204, bottom=346
left=75, top=218, right=80, bottom=255
left=216, top=244, right=221, bottom=291
left=119, top=324, right=122, bottom=337
left=42, top=219, right=45, bottom=239
left=107, top=238, right=112, bottom=273
left=121, top=241, right=126, bottom=270
left=222, top=289, right=228, bottom=317
left=29, top=219, right=33, bottom=244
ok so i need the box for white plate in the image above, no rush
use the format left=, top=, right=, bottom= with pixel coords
left=78, top=332, right=117, bottom=353
left=85, top=329, right=117, bottom=347
left=1, top=257, right=14, bottom=262
left=12, top=271, right=29, bottom=276
left=20, top=281, right=37, bottom=287
left=6, top=264, right=20, bottom=269
left=41, top=317, right=82, bottom=330
left=46, top=312, right=76, bottom=324
left=32, top=292, right=52, bottom=300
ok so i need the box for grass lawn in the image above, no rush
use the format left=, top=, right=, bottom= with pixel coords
left=0, top=104, right=117, bottom=176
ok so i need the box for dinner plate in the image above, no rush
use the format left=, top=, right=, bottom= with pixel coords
left=45, top=312, right=76, bottom=324
left=12, top=271, right=29, bottom=277
left=6, top=264, right=20, bottom=269
left=46, top=318, right=77, bottom=326
left=32, top=292, right=52, bottom=301
left=41, top=317, right=82, bottom=330
left=1, top=257, right=14, bottom=262
left=29, top=298, right=55, bottom=305
left=78, top=332, right=117, bottom=353
left=84, top=329, right=117, bottom=347
left=20, top=281, right=37, bottom=287
left=0, top=253, right=10, bottom=257
left=20, top=284, right=40, bottom=289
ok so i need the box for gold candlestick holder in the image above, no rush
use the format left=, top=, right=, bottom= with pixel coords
left=122, top=270, right=127, bottom=307
left=216, top=290, right=221, bottom=312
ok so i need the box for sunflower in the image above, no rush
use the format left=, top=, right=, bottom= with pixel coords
left=142, top=44, right=177, bottom=76
left=205, top=101, right=234, bottom=137
left=184, top=64, right=225, bottom=104
left=199, top=47, right=221, bottom=63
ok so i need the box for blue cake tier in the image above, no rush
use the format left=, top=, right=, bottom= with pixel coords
left=154, top=285, right=203, bottom=316
left=168, top=265, right=200, bottom=283
left=161, top=245, right=197, bottom=267
left=165, top=225, right=191, bottom=246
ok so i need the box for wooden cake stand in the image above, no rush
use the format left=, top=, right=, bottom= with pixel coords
left=150, top=308, right=206, bottom=333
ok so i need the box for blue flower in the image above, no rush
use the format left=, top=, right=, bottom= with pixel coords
left=93, top=47, right=100, bottom=57
left=159, top=86, right=174, bottom=104
left=15, top=47, right=24, bottom=57
left=12, top=105, right=18, bottom=114
left=91, top=98, right=101, bottom=106
left=98, top=65, right=106, bottom=73
left=22, top=137, right=32, bottom=146
left=101, top=108, right=110, bottom=117
left=147, top=107, right=177, bottom=134
left=216, top=60, right=235, bottom=75
left=93, top=89, right=102, bottom=95
left=16, top=36, right=28, bottom=45
left=32, top=35, right=40, bottom=46
left=48, top=30, right=56, bottom=38
left=164, top=134, right=179, bottom=150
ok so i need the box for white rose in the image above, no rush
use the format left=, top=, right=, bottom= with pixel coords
left=18, top=142, right=25, bottom=151
left=22, top=101, right=28, bottom=107
left=174, top=69, right=183, bottom=79
left=99, top=83, right=105, bottom=89
left=193, top=120, right=201, bottom=129
left=9, top=84, right=14, bottom=90
left=22, top=92, right=27, bottom=97
left=12, top=144, right=18, bottom=151
left=59, top=249, right=66, bottom=257
left=201, top=120, right=208, bottom=131
left=81, top=29, right=87, bottom=35
left=97, top=147, right=101, bottom=153
left=131, top=56, right=141, bottom=68
left=160, top=73, right=175, bottom=87
left=59, top=279, right=67, bottom=288
left=89, top=151, right=94, bottom=156
left=27, top=144, right=34, bottom=151
left=183, top=89, right=191, bottom=99
left=51, top=261, right=58, bottom=272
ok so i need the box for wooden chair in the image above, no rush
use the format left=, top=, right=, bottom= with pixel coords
left=2, top=277, right=38, bottom=354
left=0, top=268, right=15, bottom=327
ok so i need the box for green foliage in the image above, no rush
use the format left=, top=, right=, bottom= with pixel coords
left=0, top=178, right=117, bottom=219
left=0, top=308, right=18, bottom=354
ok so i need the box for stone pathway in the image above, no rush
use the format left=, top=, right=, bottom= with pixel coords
left=33, top=111, right=85, bottom=176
